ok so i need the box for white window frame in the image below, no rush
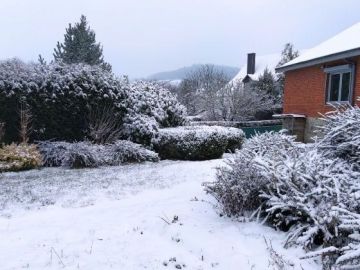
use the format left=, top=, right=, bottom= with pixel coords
left=324, top=64, right=354, bottom=104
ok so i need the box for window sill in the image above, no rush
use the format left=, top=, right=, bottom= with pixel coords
left=325, top=101, right=351, bottom=107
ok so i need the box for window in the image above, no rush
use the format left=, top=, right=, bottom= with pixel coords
left=325, top=64, right=353, bottom=103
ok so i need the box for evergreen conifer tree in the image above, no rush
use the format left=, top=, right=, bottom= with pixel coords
left=38, top=54, right=46, bottom=65
left=276, top=43, right=299, bottom=100
left=54, top=15, right=111, bottom=71
left=277, top=43, right=299, bottom=67
left=254, top=68, right=277, bottom=96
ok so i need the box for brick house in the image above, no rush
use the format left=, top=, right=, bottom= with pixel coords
left=276, top=23, right=360, bottom=142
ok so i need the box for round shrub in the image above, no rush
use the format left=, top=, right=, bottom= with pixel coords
left=121, top=81, right=187, bottom=145
left=152, top=126, right=244, bottom=160
left=107, top=140, right=159, bottom=164
left=0, top=143, right=42, bottom=172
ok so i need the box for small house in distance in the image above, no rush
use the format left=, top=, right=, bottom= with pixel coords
left=231, top=52, right=280, bottom=90
left=276, top=22, right=360, bottom=142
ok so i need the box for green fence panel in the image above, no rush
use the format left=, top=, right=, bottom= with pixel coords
left=241, top=125, right=283, bottom=138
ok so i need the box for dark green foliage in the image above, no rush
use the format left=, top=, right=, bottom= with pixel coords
left=53, top=15, right=111, bottom=71
left=152, top=126, right=244, bottom=160
left=0, top=59, right=126, bottom=143
left=277, top=43, right=299, bottom=67
left=253, top=68, right=278, bottom=96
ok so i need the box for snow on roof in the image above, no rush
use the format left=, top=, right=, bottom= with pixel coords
left=280, top=22, right=360, bottom=70
left=231, top=53, right=280, bottom=83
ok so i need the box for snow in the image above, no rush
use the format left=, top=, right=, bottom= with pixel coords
left=273, top=113, right=306, bottom=118
left=231, top=53, right=280, bottom=83
left=281, top=22, right=360, bottom=68
left=0, top=158, right=319, bottom=269
left=156, top=125, right=244, bottom=139
left=159, top=79, right=182, bottom=86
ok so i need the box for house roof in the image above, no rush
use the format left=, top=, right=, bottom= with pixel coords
left=231, top=53, right=280, bottom=84
left=277, top=22, right=360, bottom=72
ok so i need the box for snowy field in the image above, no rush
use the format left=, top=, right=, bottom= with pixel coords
left=0, top=156, right=319, bottom=269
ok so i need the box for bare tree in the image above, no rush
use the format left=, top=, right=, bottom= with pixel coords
left=88, top=105, right=122, bottom=144
left=19, top=102, right=32, bottom=143
left=177, top=78, right=199, bottom=116
left=220, top=81, right=274, bottom=121
left=177, top=65, right=230, bottom=120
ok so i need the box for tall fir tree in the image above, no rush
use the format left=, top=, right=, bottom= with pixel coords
left=277, top=43, right=299, bottom=67
left=54, top=15, right=111, bottom=71
left=254, top=68, right=277, bottom=96
left=276, top=43, right=299, bottom=100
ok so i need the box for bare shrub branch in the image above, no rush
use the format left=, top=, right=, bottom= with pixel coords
left=19, top=102, right=32, bottom=143
left=88, top=105, right=122, bottom=144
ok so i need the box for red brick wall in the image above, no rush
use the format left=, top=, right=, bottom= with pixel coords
left=283, top=58, right=360, bottom=117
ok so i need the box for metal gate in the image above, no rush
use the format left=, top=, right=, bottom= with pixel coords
left=241, top=125, right=283, bottom=138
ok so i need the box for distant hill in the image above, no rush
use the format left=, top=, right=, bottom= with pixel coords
left=147, top=64, right=240, bottom=81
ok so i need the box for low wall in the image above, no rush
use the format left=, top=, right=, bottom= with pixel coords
left=189, top=120, right=283, bottom=128
left=189, top=120, right=283, bottom=138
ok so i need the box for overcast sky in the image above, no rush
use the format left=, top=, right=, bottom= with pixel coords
left=0, top=0, right=359, bottom=78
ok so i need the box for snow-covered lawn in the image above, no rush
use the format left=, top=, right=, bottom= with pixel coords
left=0, top=157, right=319, bottom=269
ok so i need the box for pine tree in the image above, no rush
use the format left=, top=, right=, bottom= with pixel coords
left=276, top=43, right=299, bottom=100
left=254, top=68, right=277, bottom=96
left=38, top=54, right=46, bottom=65
left=277, top=43, right=299, bottom=67
left=53, top=15, right=111, bottom=71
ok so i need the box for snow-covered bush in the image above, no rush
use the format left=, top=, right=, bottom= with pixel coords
left=152, top=126, right=244, bottom=160
left=0, top=59, right=127, bottom=142
left=318, top=105, right=360, bottom=170
left=0, top=60, right=187, bottom=145
left=303, top=207, right=360, bottom=269
left=38, top=140, right=159, bottom=168
left=38, top=141, right=100, bottom=168
left=205, top=131, right=300, bottom=216
left=107, top=140, right=159, bottom=164
left=0, top=143, right=42, bottom=172
left=260, top=149, right=359, bottom=249
left=206, top=126, right=360, bottom=269
left=122, top=114, right=159, bottom=146
left=122, top=81, right=187, bottom=145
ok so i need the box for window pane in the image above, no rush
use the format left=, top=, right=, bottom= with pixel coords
left=341, top=72, right=351, bottom=101
left=329, top=74, right=340, bottom=102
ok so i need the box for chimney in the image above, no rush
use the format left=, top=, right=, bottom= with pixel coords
left=247, top=53, right=256, bottom=75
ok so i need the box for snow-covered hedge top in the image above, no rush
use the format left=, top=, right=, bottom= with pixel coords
left=0, top=59, right=125, bottom=102
left=152, top=125, right=245, bottom=160
left=242, top=130, right=303, bottom=158
left=154, top=125, right=244, bottom=142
